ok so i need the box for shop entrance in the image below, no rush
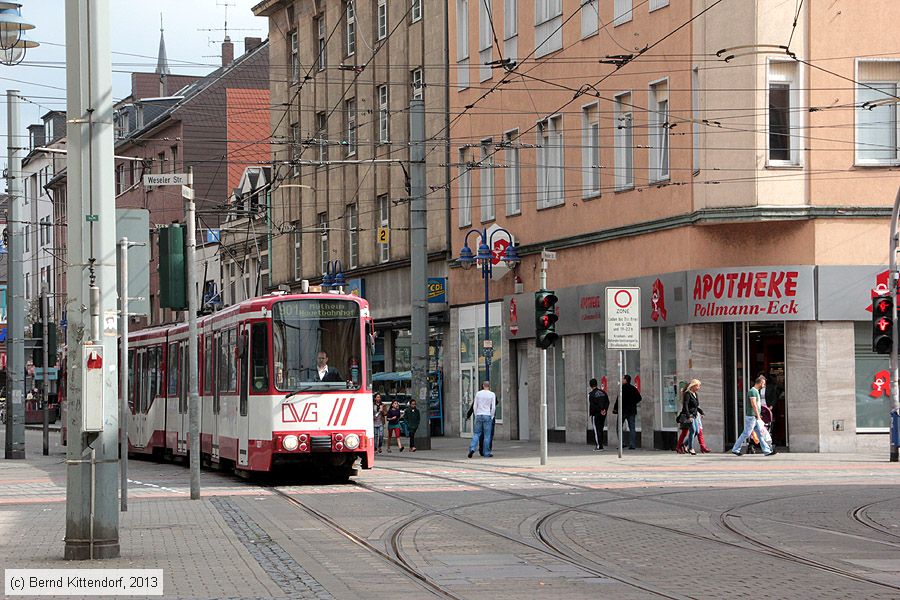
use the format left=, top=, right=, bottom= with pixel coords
left=723, top=322, right=788, bottom=449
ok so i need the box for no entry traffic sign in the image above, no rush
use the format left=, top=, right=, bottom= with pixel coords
left=606, top=287, right=641, bottom=350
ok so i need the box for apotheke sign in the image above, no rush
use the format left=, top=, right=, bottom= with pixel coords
left=689, top=266, right=815, bottom=322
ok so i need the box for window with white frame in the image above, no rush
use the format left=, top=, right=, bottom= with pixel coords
left=345, top=1, right=356, bottom=56
left=614, top=92, right=634, bottom=190
left=293, top=223, right=302, bottom=280
left=505, top=129, right=520, bottom=215
left=535, top=0, right=562, bottom=58
left=614, top=0, right=632, bottom=26
left=116, top=163, right=125, bottom=195
left=503, top=0, right=517, bottom=61
left=316, top=111, right=328, bottom=162
left=582, top=104, right=600, bottom=197
left=377, top=84, right=389, bottom=143
left=480, top=139, right=495, bottom=222
left=377, top=0, right=387, bottom=40
left=318, top=212, right=329, bottom=274
left=346, top=98, right=357, bottom=155
left=692, top=67, right=701, bottom=174
left=290, top=30, right=299, bottom=82
left=316, top=15, right=327, bottom=71
left=347, top=203, right=359, bottom=269
left=457, top=0, right=470, bottom=90
left=537, top=115, right=564, bottom=208
left=290, top=122, right=300, bottom=176
left=479, top=0, right=492, bottom=82
left=412, top=0, right=422, bottom=22
left=650, top=0, right=669, bottom=11
left=649, top=79, right=670, bottom=182
left=411, top=68, right=423, bottom=100
left=378, top=194, right=390, bottom=262
left=856, top=60, right=900, bottom=165
left=768, top=60, right=799, bottom=164
left=581, top=0, right=599, bottom=38
left=458, top=148, right=472, bottom=227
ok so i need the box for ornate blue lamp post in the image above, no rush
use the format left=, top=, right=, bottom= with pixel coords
left=322, top=259, right=345, bottom=292
left=457, top=228, right=520, bottom=381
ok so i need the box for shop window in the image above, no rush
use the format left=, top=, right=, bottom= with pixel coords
left=658, top=327, right=678, bottom=429
left=855, top=323, right=891, bottom=430
left=548, top=340, right=565, bottom=428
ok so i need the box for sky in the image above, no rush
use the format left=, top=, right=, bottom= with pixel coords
left=1, top=0, right=267, bottom=159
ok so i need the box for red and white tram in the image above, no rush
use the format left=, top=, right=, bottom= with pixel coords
left=125, top=292, right=374, bottom=479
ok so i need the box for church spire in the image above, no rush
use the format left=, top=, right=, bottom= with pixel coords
left=156, top=14, right=171, bottom=77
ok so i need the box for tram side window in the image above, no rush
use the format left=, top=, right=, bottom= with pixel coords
left=203, top=334, right=213, bottom=394
left=251, top=323, right=269, bottom=393
left=218, top=328, right=237, bottom=393
left=167, top=343, right=179, bottom=396
left=149, top=346, right=162, bottom=401
left=127, top=349, right=136, bottom=411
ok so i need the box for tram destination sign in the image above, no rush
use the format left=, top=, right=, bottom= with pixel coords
left=274, top=299, right=359, bottom=320
left=606, top=287, right=641, bottom=350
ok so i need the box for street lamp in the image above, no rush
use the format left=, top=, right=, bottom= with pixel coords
left=457, top=227, right=520, bottom=381
left=322, top=259, right=345, bottom=292
left=0, top=3, right=38, bottom=66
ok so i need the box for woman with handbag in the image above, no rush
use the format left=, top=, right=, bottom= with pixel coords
left=676, top=379, right=710, bottom=455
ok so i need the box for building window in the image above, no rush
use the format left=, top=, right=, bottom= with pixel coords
left=345, top=98, right=357, bottom=155
left=24, top=224, right=29, bottom=252
left=293, top=223, right=302, bottom=280
left=478, top=0, right=493, bottom=82
left=290, top=122, right=300, bottom=176
left=768, top=60, right=799, bottom=164
left=170, top=145, right=179, bottom=172
left=504, top=129, right=520, bottom=215
left=378, top=84, right=389, bottom=143
left=456, top=0, right=470, bottom=90
left=692, top=67, right=701, bottom=174
left=315, top=15, right=327, bottom=71
left=411, top=68, right=423, bottom=100
left=581, top=0, right=599, bottom=38
left=290, top=30, right=299, bottom=83
left=377, top=0, right=388, bottom=40
left=650, top=0, right=669, bottom=11
left=158, top=151, right=166, bottom=174
left=536, top=115, right=564, bottom=209
left=316, top=111, right=328, bottom=163
left=614, top=0, right=632, bottom=26
left=582, top=104, right=600, bottom=197
left=503, top=0, right=517, bottom=62
left=535, top=0, right=562, bottom=58
left=412, top=0, right=422, bottom=22
left=116, top=163, right=125, bottom=195
left=458, top=148, right=471, bottom=227
left=480, top=138, right=494, bottom=222
left=614, top=92, right=634, bottom=190
left=345, top=1, right=356, bottom=57
left=318, top=212, right=329, bottom=274
left=649, top=79, right=670, bottom=182
left=856, top=60, right=900, bottom=165
left=378, top=194, right=390, bottom=263
left=346, top=203, right=358, bottom=269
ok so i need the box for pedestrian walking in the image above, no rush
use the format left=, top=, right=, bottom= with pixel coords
left=731, top=375, right=775, bottom=456
left=613, top=374, right=642, bottom=449
left=588, top=378, right=609, bottom=451
left=386, top=399, right=405, bottom=453
left=675, top=379, right=710, bottom=454
left=467, top=381, right=496, bottom=458
left=404, top=399, right=421, bottom=452
left=372, top=393, right=385, bottom=454
left=467, top=394, right=499, bottom=455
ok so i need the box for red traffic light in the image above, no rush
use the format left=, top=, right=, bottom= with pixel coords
left=877, top=317, right=891, bottom=332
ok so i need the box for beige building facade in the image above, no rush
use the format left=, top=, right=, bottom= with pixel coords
left=448, top=0, right=899, bottom=453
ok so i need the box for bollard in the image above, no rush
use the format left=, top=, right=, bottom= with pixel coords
left=891, top=409, right=900, bottom=462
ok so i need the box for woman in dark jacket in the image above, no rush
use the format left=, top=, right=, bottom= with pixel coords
left=676, top=379, right=709, bottom=455
left=404, top=399, right=421, bottom=452
left=385, top=400, right=405, bottom=452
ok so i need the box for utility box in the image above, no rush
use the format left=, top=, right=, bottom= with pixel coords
left=82, top=344, right=105, bottom=432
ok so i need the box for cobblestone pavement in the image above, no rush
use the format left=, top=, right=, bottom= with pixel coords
left=2, top=428, right=900, bottom=599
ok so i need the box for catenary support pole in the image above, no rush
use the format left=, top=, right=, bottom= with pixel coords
left=618, top=352, right=624, bottom=459
left=185, top=168, right=201, bottom=498
left=539, top=259, right=548, bottom=465
left=41, top=286, right=49, bottom=456
left=889, top=186, right=900, bottom=462
left=64, top=0, right=120, bottom=560
left=409, top=99, right=430, bottom=450
left=118, top=238, right=129, bottom=511
left=5, top=89, right=25, bottom=460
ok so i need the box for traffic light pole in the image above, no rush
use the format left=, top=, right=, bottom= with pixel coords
left=185, top=169, right=201, bottom=499
left=889, top=186, right=900, bottom=462
left=41, top=286, right=49, bottom=456
left=539, top=258, right=548, bottom=466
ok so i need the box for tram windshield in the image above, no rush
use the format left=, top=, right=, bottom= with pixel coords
left=272, top=299, right=362, bottom=392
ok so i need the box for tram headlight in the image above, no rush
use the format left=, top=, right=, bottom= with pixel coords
left=282, top=435, right=299, bottom=451
left=344, top=433, right=360, bottom=450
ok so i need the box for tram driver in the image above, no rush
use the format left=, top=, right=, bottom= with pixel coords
left=310, top=351, right=344, bottom=383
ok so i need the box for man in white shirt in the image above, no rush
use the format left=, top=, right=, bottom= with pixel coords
left=468, top=381, right=496, bottom=458
left=312, top=351, right=342, bottom=382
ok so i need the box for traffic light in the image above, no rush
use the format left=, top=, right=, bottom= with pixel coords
left=873, top=294, right=894, bottom=354
left=535, top=289, right=559, bottom=350
left=32, top=322, right=58, bottom=367
left=159, top=224, right=187, bottom=310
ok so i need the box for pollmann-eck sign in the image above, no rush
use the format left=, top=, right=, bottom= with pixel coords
left=606, top=287, right=641, bottom=350
left=143, top=173, right=189, bottom=186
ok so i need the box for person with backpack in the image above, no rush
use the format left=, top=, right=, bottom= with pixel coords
left=588, top=378, right=609, bottom=451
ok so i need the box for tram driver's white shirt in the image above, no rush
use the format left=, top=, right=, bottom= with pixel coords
left=317, top=366, right=328, bottom=380
left=473, top=389, right=496, bottom=418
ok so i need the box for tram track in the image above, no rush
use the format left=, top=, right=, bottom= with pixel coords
left=373, top=462, right=900, bottom=594
left=850, top=498, right=900, bottom=541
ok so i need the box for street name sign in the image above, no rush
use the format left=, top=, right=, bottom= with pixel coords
left=144, top=173, right=189, bottom=186
left=606, top=287, right=641, bottom=350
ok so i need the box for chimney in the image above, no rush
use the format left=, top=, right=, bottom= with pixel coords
left=244, top=37, right=263, bottom=53
left=221, top=36, right=234, bottom=66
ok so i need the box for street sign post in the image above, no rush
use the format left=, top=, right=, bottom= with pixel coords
left=606, top=287, right=641, bottom=459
